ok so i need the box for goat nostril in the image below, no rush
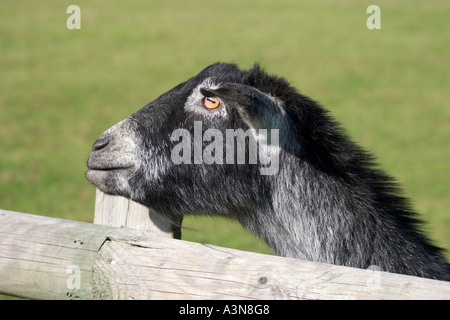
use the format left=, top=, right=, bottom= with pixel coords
left=92, top=138, right=109, bottom=151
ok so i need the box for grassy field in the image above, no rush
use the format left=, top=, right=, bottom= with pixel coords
left=1, top=0, right=449, bottom=291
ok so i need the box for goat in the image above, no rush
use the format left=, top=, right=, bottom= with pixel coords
left=86, top=62, right=450, bottom=281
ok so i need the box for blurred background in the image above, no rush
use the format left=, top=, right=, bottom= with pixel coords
left=1, top=0, right=449, bottom=283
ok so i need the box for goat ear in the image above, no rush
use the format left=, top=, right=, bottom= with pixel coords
left=200, top=84, right=283, bottom=130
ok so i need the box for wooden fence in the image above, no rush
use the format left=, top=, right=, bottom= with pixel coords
left=1, top=190, right=449, bottom=300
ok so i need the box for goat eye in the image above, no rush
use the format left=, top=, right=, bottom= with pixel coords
left=202, top=97, right=220, bottom=110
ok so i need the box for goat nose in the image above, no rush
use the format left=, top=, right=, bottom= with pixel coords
left=92, top=137, right=110, bottom=151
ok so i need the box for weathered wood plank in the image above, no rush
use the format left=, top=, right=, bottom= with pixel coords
left=0, top=209, right=114, bottom=299
left=92, top=228, right=450, bottom=300
left=1, top=209, right=450, bottom=300
left=94, top=189, right=181, bottom=238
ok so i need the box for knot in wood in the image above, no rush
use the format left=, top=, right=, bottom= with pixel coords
left=258, top=276, right=268, bottom=285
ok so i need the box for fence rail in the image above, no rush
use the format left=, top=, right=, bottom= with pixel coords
left=1, top=208, right=449, bottom=299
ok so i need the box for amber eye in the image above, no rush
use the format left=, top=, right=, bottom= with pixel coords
left=202, top=97, right=220, bottom=109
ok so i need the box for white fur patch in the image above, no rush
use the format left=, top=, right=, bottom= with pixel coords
left=184, top=78, right=228, bottom=119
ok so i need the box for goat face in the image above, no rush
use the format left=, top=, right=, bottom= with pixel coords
left=86, top=63, right=286, bottom=219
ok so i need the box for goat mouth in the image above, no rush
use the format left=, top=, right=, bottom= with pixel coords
left=85, top=163, right=136, bottom=193
left=85, top=163, right=135, bottom=183
left=86, top=164, right=134, bottom=171
left=86, top=155, right=135, bottom=171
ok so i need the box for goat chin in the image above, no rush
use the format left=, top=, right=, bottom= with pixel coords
left=85, top=168, right=133, bottom=197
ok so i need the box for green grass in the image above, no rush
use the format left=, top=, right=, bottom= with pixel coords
left=1, top=0, right=449, bottom=284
